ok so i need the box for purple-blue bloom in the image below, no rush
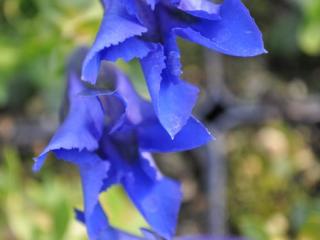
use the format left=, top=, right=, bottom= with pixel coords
left=34, top=49, right=212, bottom=239
left=82, top=0, right=265, bottom=137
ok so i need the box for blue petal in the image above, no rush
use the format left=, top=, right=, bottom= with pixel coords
left=33, top=73, right=105, bottom=171
left=82, top=6, right=147, bottom=84
left=100, top=93, right=127, bottom=134
left=160, top=34, right=199, bottom=138
left=112, top=65, right=154, bottom=125
left=138, top=116, right=213, bottom=152
left=122, top=156, right=182, bottom=239
left=140, top=43, right=199, bottom=138
left=82, top=88, right=128, bottom=134
left=140, top=45, right=165, bottom=118
left=177, top=0, right=221, bottom=20
left=100, top=37, right=156, bottom=63
left=146, top=0, right=159, bottom=10
left=75, top=205, right=114, bottom=240
left=140, top=229, right=167, bottom=240
left=158, top=78, right=199, bottom=139
left=54, top=150, right=109, bottom=224
left=174, top=0, right=266, bottom=57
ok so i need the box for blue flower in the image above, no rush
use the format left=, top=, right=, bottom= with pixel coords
left=34, top=48, right=212, bottom=239
left=82, top=0, right=266, bottom=137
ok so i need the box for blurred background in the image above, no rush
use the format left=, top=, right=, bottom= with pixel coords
left=0, top=0, right=320, bottom=239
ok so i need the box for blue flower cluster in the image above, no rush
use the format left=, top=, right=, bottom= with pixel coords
left=82, top=0, right=265, bottom=138
left=34, top=0, right=265, bottom=239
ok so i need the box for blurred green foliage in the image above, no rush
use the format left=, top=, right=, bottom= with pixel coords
left=0, top=147, right=86, bottom=240
left=298, top=0, right=320, bottom=55
left=0, top=0, right=102, bottom=110
left=228, top=122, right=320, bottom=240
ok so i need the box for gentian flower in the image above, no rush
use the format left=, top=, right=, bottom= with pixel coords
left=34, top=48, right=212, bottom=239
left=82, top=0, right=266, bottom=138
